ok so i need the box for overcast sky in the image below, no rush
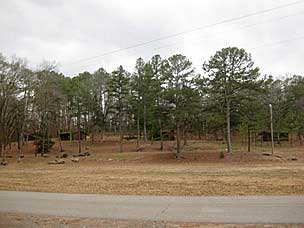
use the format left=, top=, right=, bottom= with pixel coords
left=1, top=0, right=304, bottom=77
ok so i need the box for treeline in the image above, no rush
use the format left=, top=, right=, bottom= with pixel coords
left=0, top=47, right=304, bottom=160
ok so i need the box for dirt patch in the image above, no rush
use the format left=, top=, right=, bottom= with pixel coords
left=1, top=212, right=303, bottom=228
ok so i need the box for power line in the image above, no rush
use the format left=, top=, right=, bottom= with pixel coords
left=152, top=11, right=304, bottom=52
left=250, top=34, right=304, bottom=49
left=64, top=0, right=304, bottom=66
left=70, top=11, right=304, bottom=69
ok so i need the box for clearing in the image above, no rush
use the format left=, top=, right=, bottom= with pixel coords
left=0, top=139, right=303, bottom=196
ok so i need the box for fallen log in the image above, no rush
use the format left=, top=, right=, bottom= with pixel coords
left=71, top=158, right=79, bottom=163
left=48, top=159, right=65, bottom=165
left=289, top=156, right=298, bottom=161
left=56, top=153, right=68, bottom=158
left=73, top=152, right=91, bottom=157
left=274, top=155, right=283, bottom=159
left=0, top=161, right=8, bottom=166
left=136, top=145, right=145, bottom=152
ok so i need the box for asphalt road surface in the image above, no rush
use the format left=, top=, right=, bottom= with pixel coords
left=0, top=191, right=303, bottom=223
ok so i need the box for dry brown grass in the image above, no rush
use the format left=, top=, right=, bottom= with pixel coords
left=0, top=140, right=303, bottom=196
left=3, top=212, right=304, bottom=228
left=1, top=212, right=303, bottom=228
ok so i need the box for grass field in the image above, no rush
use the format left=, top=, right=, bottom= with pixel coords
left=0, top=139, right=303, bottom=196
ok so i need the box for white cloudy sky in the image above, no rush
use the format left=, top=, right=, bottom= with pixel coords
left=1, top=0, right=304, bottom=77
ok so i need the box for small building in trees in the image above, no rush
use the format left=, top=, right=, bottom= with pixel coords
left=24, top=132, right=42, bottom=141
left=259, top=131, right=289, bottom=142
left=150, top=129, right=175, bottom=141
left=60, top=131, right=88, bottom=141
left=162, top=130, right=175, bottom=141
left=34, top=139, right=55, bottom=154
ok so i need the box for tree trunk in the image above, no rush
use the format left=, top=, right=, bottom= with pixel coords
left=58, top=130, right=63, bottom=152
left=2, top=146, right=6, bottom=163
left=198, top=127, right=202, bottom=140
left=42, top=92, right=47, bottom=157
left=158, top=118, right=163, bottom=151
left=226, top=100, right=233, bottom=153
left=183, top=123, right=188, bottom=146
left=101, top=126, right=104, bottom=142
left=0, top=144, right=3, bottom=160
left=41, top=125, right=46, bottom=157
left=26, top=134, right=29, bottom=146
left=143, top=104, right=147, bottom=142
left=176, top=120, right=181, bottom=159
left=35, top=143, right=38, bottom=157
left=77, top=103, right=81, bottom=154
left=47, top=124, right=50, bottom=153
left=247, top=126, right=251, bottom=152
left=18, top=132, right=24, bottom=162
left=91, top=133, right=95, bottom=143
left=17, top=131, right=21, bottom=152
left=119, top=112, right=123, bottom=153
left=277, top=132, right=281, bottom=147
left=297, top=130, right=302, bottom=146
left=214, top=132, right=218, bottom=141
left=199, top=121, right=204, bottom=140
left=137, top=110, right=140, bottom=149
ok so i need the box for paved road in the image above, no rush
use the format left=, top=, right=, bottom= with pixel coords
left=0, top=191, right=303, bottom=223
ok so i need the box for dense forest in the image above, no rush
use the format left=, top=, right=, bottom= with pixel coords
left=1, top=47, right=304, bottom=161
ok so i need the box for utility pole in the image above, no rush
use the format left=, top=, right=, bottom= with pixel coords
left=269, top=104, right=275, bottom=155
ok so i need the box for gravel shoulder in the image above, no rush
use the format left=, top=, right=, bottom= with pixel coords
left=1, top=212, right=303, bottom=228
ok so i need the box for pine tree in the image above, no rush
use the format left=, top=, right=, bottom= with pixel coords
left=108, top=66, right=130, bottom=152
left=203, top=47, right=260, bottom=154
